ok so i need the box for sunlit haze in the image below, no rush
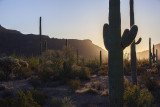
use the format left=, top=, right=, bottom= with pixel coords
left=0, top=0, right=160, bottom=53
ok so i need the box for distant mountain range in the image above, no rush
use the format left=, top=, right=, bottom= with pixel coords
left=0, top=25, right=107, bottom=60
left=137, top=44, right=160, bottom=60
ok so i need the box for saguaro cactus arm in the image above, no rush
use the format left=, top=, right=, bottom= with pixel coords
left=135, top=37, right=142, bottom=45
left=121, top=25, right=138, bottom=49
left=104, top=24, right=138, bottom=50
left=103, top=24, right=109, bottom=50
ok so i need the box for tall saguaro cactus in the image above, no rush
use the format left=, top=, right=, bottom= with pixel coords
left=65, top=39, right=68, bottom=59
left=39, top=17, right=42, bottom=64
left=103, top=0, right=138, bottom=106
left=156, top=49, right=158, bottom=62
left=149, top=38, right=152, bottom=67
left=130, top=0, right=141, bottom=85
left=153, top=44, right=156, bottom=63
left=76, top=49, right=79, bottom=64
left=45, top=40, right=47, bottom=51
left=66, top=39, right=68, bottom=48
left=100, top=50, right=102, bottom=66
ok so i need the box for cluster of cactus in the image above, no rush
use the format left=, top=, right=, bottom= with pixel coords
left=130, top=0, right=142, bottom=85
left=149, top=38, right=158, bottom=67
left=103, top=0, right=138, bottom=106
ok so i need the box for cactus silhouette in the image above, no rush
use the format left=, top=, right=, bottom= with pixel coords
left=66, top=39, right=68, bottom=48
left=39, top=17, right=42, bottom=64
left=77, top=49, right=79, bottom=64
left=153, top=44, right=156, bottom=63
left=130, top=0, right=141, bottom=85
left=149, top=38, right=152, bottom=67
left=103, top=0, right=138, bottom=106
left=45, top=40, right=47, bottom=51
left=100, top=50, right=102, bottom=66
left=156, top=49, right=158, bottom=62
left=65, top=39, right=68, bottom=59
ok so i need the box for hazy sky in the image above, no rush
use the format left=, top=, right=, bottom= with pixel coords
left=0, top=0, right=160, bottom=53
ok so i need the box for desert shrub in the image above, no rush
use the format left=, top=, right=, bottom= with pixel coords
left=141, top=70, right=158, bottom=91
left=17, top=90, right=40, bottom=107
left=38, top=50, right=64, bottom=81
left=124, top=85, right=154, bottom=107
left=0, top=90, right=41, bottom=107
left=63, top=47, right=76, bottom=65
left=86, top=58, right=99, bottom=72
left=14, top=67, right=33, bottom=80
left=26, top=57, right=39, bottom=71
left=123, top=59, right=131, bottom=76
left=137, top=59, right=149, bottom=68
left=39, top=70, right=61, bottom=82
left=137, top=66, right=146, bottom=75
left=68, top=79, right=81, bottom=91
left=62, top=61, right=73, bottom=79
left=97, top=65, right=108, bottom=76
left=97, top=70, right=107, bottom=76
left=0, top=57, right=28, bottom=80
left=40, top=50, right=64, bottom=72
left=29, top=89, right=49, bottom=106
left=78, top=66, right=90, bottom=80
left=51, top=97, right=75, bottom=107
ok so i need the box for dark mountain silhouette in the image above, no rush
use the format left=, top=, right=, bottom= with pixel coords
left=137, top=44, right=160, bottom=60
left=0, top=25, right=107, bottom=60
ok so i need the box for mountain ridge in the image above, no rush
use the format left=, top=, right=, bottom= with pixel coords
left=137, top=44, right=160, bottom=60
left=0, top=25, right=107, bottom=60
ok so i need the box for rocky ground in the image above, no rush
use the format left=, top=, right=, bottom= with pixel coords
left=0, top=74, right=160, bottom=107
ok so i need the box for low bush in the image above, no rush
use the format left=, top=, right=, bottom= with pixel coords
left=68, top=79, right=81, bottom=92
left=86, top=58, right=99, bottom=72
left=0, top=90, right=41, bottom=107
left=141, top=71, right=158, bottom=91
left=124, top=85, right=154, bottom=107
left=51, top=97, right=75, bottom=107
left=30, top=89, right=49, bottom=106
left=0, top=57, right=28, bottom=80
left=79, top=66, right=90, bottom=80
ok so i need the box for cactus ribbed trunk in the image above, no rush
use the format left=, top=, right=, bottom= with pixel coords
left=77, top=49, right=78, bottom=64
left=108, top=0, right=124, bottom=106
left=103, top=0, right=138, bottom=106
left=153, top=44, right=155, bottom=63
left=45, top=40, right=47, bottom=51
left=156, top=49, right=158, bottom=62
left=130, top=0, right=137, bottom=85
left=65, top=39, right=68, bottom=59
left=149, top=38, right=152, bottom=67
left=39, top=17, right=42, bottom=64
left=100, top=50, right=102, bottom=66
